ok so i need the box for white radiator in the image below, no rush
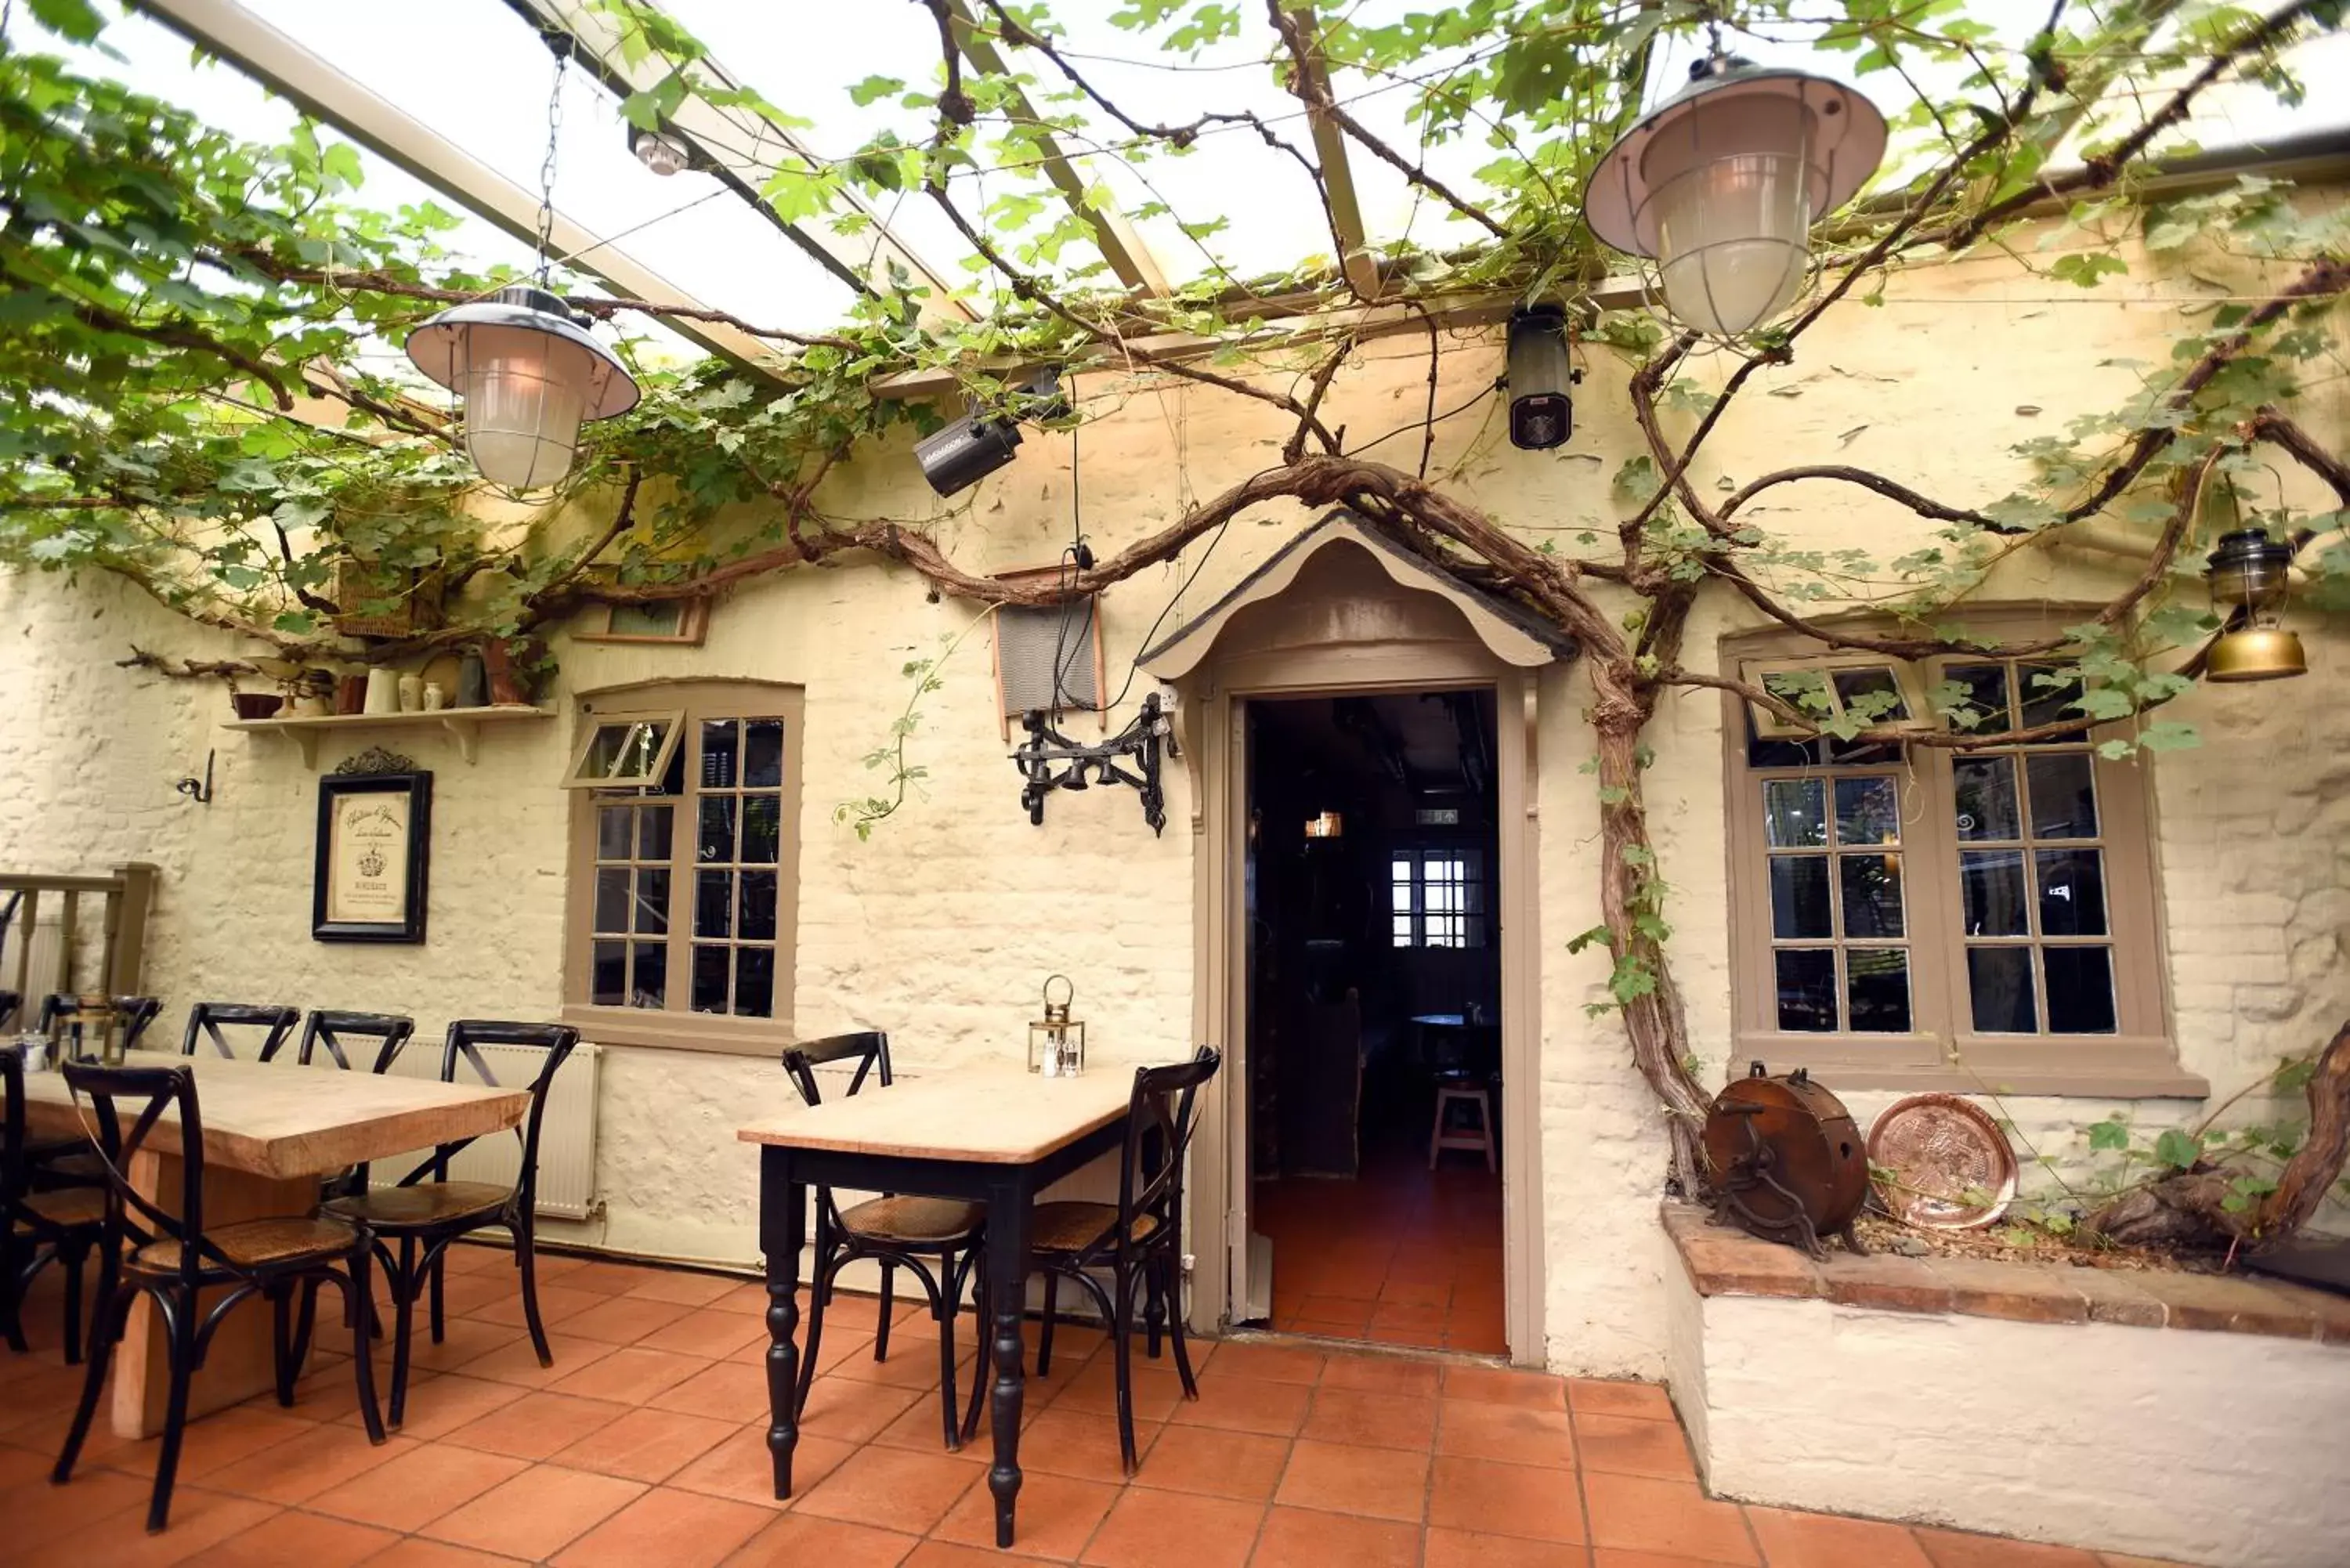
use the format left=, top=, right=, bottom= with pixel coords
left=364, top=1042, right=601, bottom=1221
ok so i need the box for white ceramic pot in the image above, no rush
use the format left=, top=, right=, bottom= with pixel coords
left=363, top=668, right=401, bottom=715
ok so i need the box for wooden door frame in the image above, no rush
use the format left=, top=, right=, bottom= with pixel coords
left=1177, top=645, right=1546, bottom=1365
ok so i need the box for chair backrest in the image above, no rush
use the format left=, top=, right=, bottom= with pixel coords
left=1115, top=1047, right=1221, bottom=1243
left=61, top=1059, right=213, bottom=1288
left=0, top=989, right=19, bottom=1033
left=41, top=994, right=164, bottom=1060
left=779, top=1031, right=891, bottom=1108
left=1, top=1044, right=27, bottom=1213
left=298, top=1010, right=415, bottom=1073
left=400, top=1021, right=580, bottom=1201
left=181, top=1003, right=302, bottom=1061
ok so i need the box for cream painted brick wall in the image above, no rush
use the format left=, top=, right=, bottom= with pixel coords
left=4, top=212, right=2346, bottom=1368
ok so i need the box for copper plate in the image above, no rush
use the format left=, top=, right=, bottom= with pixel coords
left=1867, top=1093, right=2017, bottom=1230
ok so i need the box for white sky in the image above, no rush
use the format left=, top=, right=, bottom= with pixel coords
left=52, top=0, right=2350, bottom=370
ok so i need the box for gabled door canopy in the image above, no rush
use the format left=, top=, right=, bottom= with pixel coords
left=1137, top=509, right=1574, bottom=680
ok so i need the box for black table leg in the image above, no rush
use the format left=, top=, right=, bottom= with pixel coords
left=983, top=1172, right=1034, bottom=1548
left=760, top=1145, right=804, bottom=1500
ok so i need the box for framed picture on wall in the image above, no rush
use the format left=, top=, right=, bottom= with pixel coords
left=313, top=770, right=432, bottom=942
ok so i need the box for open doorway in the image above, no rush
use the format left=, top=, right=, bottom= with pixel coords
left=1242, top=688, right=1506, bottom=1355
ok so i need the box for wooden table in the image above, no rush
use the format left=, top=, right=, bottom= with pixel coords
left=20, top=1053, right=528, bottom=1437
left=739, top=1066, right=1137, bottom=1549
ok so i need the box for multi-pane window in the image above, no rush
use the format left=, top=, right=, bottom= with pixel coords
left=1760, top=774, right=1911, bottom=1032
left=1392, top=850, right=1485, bottom=949
left=568, top=685, right=802, bottom=1045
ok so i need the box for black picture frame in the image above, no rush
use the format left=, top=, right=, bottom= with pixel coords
left=313, top=771, right=432, bottom=943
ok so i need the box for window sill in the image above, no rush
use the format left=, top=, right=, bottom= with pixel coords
left=1728, top=1035, right=2208, bottom=1099
left=559, top=1004, right=794, bottom=1059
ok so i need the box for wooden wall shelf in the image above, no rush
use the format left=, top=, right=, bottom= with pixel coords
left=223, top=705, right=551, bottom=768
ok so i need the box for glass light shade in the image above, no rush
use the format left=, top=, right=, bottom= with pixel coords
left=2206, top=529, right=2290, bottom=614
left=454, top=323, right=595, bottom=490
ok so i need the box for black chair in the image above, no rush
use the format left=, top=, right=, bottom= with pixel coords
left=0, top=989, right=20, bottom=1033
left=296, top=1010, right=416, bottom=1074
left=180, top=1002, right=302, bottom=1061
left=39, top=993, right=164, bottom=1063
left=52, top=1060, right=385, bottom=1532
left=2, top=1045, right=106, bottom=1362
left=1023, top=1046, right=1220, bottom=1472
left=324, top=1020, right=577, bottom=1428
left=782, top=1031, right=989, bottom=1451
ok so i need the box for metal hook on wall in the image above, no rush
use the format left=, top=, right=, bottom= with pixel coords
left=174, top=749, right=215, bottom=806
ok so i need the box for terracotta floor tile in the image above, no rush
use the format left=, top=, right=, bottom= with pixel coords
left=1443, top=1364, right=1567, bottom=1411
left=553, top=1404, right=739, bottom=1483
left=1369, top=1299, right=1449, bottom=1331
left=1428, top=1526, right=1597, bottom=1566
left=622, top=1270, right=744, bottom=1307
left=4, top=1468, right=156, bottom=1552
left=937, top=1469, right=1119, bottom=1559
left=1568, top=1378, right=1676, bottom=1422
left=1080, top=1487, right=1265, bottom=1568
left=110, top=1408, right=315, bottom=1483
left=439, top=1241, right=509, bottom=1274
left=1746, top=1506, right=1933, bottom=1568
left=561, top=1293, right=699, bottom=1346
left=548, top=1262, right=656, bottom=1297
left=869, top=1391, right=982, bottom=1454
left=378, top=1373, right=528, bottom=1442
left=352, top=1539, right=527, bottom=1568
left=1299, top=1387, right=1438, bottom=1451
left=1576, top=1412, right=1698, bottom=1481
left=721, top=1513, right=919, bottom=1568
left=1436, top=1399, right=1576, bottom=1469
left=447, top=1331, right=616, bottom=1391
left=459, top=1282, right=603, bottom=1329
left=176, top=1507, right=399, bottom=1568
left=906, top=1546, right=1024, bottom=1568
left=1282, top=1297, right=1373, bottom=1331
left=41, top=1484, right=280, bottom=1568
left=442, top=1390, right=631, bottom=1460
left=546, top=1346, right=708, bottom=1404
left=1057, top=1363, right=1191, bottom=1425
left=420, top=1462, right=648, bottom=1559
left=1427, top=1454, right=1585, bottom=1543
left=1249, top=1505, right=1421, bottom=1568
left=671, top=1423, right=851, bottom=1508
left=1914, top=1529, right=2105, bottom=1567
left=1594, top=1552, right=1755, bottom=1568
left=552, top=1483, right=773, bottom=1567
left=799, top=1376, right=926, bottom=1443
left=306, top=1442, right=530, bottom=1531
left=1133, top=1424, right=1290, bottom=1502
left=794, top=1444, right=986, bottom=1535
left=649, top=1359, right=773, bottom=1422
left=1319, top=1354, right=1443, bottom=1398
left=201, top=1425, right=418, bottom=1505
left=2098, top=1558, right=2200, bottom=1568
left=1163, top=1375, right=1310, bottom=1437
left=1272, top=1439, right=1429, bottom=1523
left=638, top=1308, right=769, bottom=1360
left=1206, top=1342, right=1325, bottom=1386
left=1583, top=1473, right=1759, bottom=1566
left=403, top=1318, right=530, bottom=1374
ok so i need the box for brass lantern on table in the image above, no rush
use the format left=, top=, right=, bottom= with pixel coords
left=2204, top=528, right=2306, bottom=682
left=1029, top=974, right=1086, bottom=1078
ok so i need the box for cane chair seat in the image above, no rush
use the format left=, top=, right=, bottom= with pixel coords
left=838, top=1194, right=984, bottom=1245
left=133, top=1215, right=363, bottom=1274
left=327, top=1180, right=509, bottom=1229
left=1030, top=1201, right=1159, bottom=1255
left=20, top=1187, right=106, bottom=1228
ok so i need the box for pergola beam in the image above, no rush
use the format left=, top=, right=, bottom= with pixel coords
left=1283, top=8, right=1382, bottom=302
left=502, top=0, right=976, bottom=326
left=127, top=0, right=794, bottom=377
left=943, top=0, right=1170, bottom=296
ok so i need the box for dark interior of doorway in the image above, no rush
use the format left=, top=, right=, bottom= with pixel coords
left=1244, top=689, right=1505, bottom=1355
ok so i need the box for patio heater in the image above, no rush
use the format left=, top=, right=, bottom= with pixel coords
left=2204, top=529, right=2307, bottom=681
left=1583, top=56, right=1886, bottom=337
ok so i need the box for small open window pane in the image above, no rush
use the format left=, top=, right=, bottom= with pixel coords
left=691, top=946, right=730, bottom=1013
left=2036, top=849, right=2106, bottom=936
left=1839, top=854, right=1904, bottom=938
left=1953, top=756, right=2019, bottom=840
left=597, top=807, right=632, bottom=861
left=1774, top=949, right=1838, bottom=1031
left=1763, top=779, right=1827, bottom=847
left=1833, top=777, right=1899, bottom=845
left=2044, top=947, right=2118, bottom=1033
left=1960, top=851, right=2030, bottom=936
left=2026, top=753, right=2098, bottom=839
left=593, top=869, right=629, bottom=934
left=1769, top=857, right=1833, bottom=940
left=635, top=870, right=671, bottom=935
left=565, top=714, right=683, bottom=789
left=695, top=870, right=733, bottom=938
left=1831, top=666, right=1909, bottom=722
left=1967, top=947, right=2037, bottom=1031
left=591, top=941, right=627, bottom=1006
left=736, top=948, right=776, bottom=1018
left=1846, top=949, right=1911, bottom=1032
left=745, top=720, right=785, bottom=789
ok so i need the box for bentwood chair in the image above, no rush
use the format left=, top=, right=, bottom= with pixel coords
left=27, top=995, right=163, bottom=1183
left=781, top=1031, right=990, bottom=1450
left=0, top=990, right=19, bottom=1032
left=1021, top=1046, right=1220, bottom=1472
left=324, top=1020, right=577, bottom=1428
left=300, top=1012, right=418, bottom=1205
left=180, top=1002, right=302, bottom=1061
left=2, top=1045, right=107, bottom=1362
left=52, top=1060, right=385, bottom=1532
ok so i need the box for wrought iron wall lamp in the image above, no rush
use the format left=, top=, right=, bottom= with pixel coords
left=1013, top=692, right=1175, bottom=835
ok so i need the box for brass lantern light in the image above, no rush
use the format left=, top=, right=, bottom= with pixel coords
left=1584, top=56, right=1886, bottom=337
left=2204, top=529, right=2306, bottom=681
left=1029, top=974, right=1086, bottom=1078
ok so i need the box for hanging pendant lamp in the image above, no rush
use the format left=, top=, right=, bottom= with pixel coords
left=1584, top=56, right=1886, bottom=337
left=404, top=285, right=640, bottom=492
left=2204, top=528, right=2307, bottom=682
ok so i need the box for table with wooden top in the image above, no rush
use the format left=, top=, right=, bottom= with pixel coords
left=738, top=1065, right=1138, bottom=1549
left=20, top=1052, right=529, bottom=1438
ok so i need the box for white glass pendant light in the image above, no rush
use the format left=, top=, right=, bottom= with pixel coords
left=403, top=286, right=640, bottom=492
left=1585, top=58, right=1885, bottom=336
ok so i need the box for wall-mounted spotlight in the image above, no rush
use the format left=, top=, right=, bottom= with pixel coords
left=630, top=125, right=692, bottom=177
left=1507, top=305, right=1580, bottom=450
left=915, top=369, right=1067, bottom=497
